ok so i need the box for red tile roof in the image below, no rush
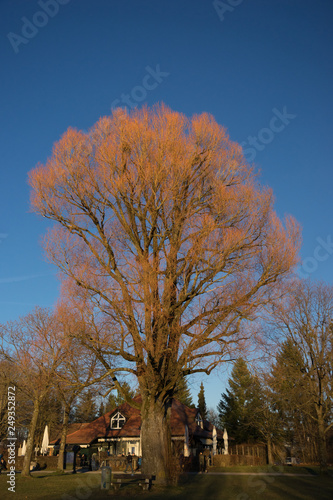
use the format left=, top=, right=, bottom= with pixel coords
left=50, top=422, right=91, bottom=445
left=57, top=398, right=222, bottom=445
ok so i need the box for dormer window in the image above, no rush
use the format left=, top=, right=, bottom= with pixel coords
left=110, top=412, right=126, bottom=429
left=196, top=413, right=203, bottom=429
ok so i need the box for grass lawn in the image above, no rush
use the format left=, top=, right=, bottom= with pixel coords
left=0, top=468, right=332, bottom=500
left=209, top=465, right=328, bottom=475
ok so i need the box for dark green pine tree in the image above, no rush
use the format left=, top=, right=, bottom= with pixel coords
left=268, top=339, right=315, bottom=460
left=98, top=401, right=105, bottom=417
left=197, top=382, right=207, bottom=420
left=73, top=389, right=98, bottom=423
left=174, top=376, right=194, bottom=407
left=217, top=358, right=261, bottom=443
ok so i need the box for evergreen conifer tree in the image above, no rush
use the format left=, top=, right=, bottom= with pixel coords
left=268, top=339, right=319, bottom=463
left=197, top=382, right=207, bottom=420
left=217, top=358, right=260, bottom=443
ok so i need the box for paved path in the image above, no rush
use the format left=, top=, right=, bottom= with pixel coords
left=22, top=468, right=323, bottom=478
left=202, top=472, right=316, bottom=476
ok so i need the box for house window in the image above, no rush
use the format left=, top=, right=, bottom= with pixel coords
left=110, top=412, right=126, bottom=429
left=196, top=413, right=203, bottom=429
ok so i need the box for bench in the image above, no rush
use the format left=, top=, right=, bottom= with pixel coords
left=110, top=473, right=155, bottom=490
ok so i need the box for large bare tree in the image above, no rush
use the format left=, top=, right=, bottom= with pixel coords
left=29, top=104, right=300, bottom=481
left=269, top=280, right=333, bottom=472
left=0, top=308, right=67, bottom=476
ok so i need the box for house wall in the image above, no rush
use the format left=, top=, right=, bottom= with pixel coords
left=98, top=438, right=140, bottom=457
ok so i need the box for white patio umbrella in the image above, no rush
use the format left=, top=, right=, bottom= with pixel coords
left=40, top=425, right=49, bottom=455
left=184, top=424, right=190, bottom=457
left=21, top=439, right=27, bottom=456
left=223, top=428, right=228, bottom=455
left=212, top=425, right=217, bottom=455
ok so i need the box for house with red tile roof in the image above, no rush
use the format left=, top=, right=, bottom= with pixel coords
left=51, top=397, right=223, bottom=457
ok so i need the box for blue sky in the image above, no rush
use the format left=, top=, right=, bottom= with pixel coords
left=1, top=0, right=332, bottom=409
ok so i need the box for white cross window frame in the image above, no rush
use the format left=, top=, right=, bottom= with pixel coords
left=110, top=412, right=126, bottom=429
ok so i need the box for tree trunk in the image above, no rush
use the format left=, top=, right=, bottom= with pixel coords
left=140, top=394, right=172, bottom=484
left=317, top=414, right=328, bottom=473
left=22, top=398, right=40, bottom=477
left=266, top=437, right=274, bottom=465
left=57, top=406, right=70, bottom=472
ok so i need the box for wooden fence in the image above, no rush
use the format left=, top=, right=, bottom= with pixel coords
left=213, top=444, right=267, bottom=466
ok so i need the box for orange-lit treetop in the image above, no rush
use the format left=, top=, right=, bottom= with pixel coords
left=29, top=104, right=300, bottom=395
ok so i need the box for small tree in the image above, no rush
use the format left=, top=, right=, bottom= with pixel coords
left=197, top=382, right=207, bottom=420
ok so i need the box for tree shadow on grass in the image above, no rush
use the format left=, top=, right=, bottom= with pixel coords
left=3, top=472, right=332, bottom=500
left=267, top=476, right=333, bottom=500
